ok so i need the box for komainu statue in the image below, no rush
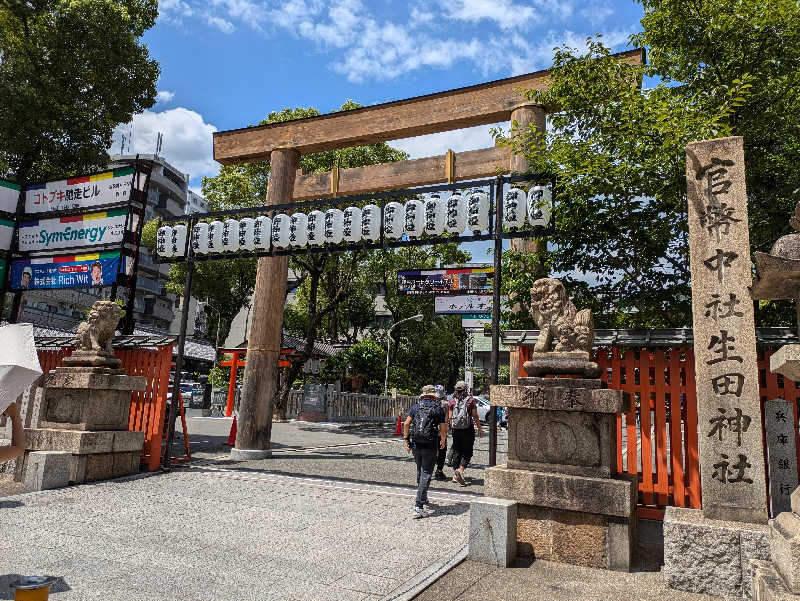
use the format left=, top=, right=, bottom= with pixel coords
left=529, top=278, right=594, bottom=354
left=62, top=300, right=122, bottom=368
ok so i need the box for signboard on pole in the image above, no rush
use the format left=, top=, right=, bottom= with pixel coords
left=461, top=313, right=492, bottom=328
left=398, top=267, right=493, bottom=296
left=435, top=295, right=506, bottom=315
left=24, top=167, right=135, bottom=214
left=0, top=217, right=13, bottom=251
left=0, top=180, right=20, bottom=214
left=17, top=208, right=127, bottom=252
left=9, top=251, right=121, bottom=290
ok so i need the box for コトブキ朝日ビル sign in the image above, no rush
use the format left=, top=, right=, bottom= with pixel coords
left=17, top=208, right=127, bottom=252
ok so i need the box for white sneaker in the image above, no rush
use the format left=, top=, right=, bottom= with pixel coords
left=413, top=506, right=427, bottom=519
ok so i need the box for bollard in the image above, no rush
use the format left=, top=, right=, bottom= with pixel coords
left=11, top=576, right=56, bottom=601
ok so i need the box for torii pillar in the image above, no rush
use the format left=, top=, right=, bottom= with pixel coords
left=232, top=148, right=299, bottom=459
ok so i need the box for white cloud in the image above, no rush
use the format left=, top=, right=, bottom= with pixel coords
left=155, top=90, right=175, bottom=104
left=580, top=1, right=614, bottom=27
left=112, top=108, right=219, bottom=180
left=392, top=123, right=503, bottom=159
left=439, top=0, right=537, bottom=28
left=207, top=15, right=235, bottom=33
left=159, top=0, right=194, bottom=23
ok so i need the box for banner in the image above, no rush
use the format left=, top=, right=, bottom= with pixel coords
left=9, top=251, right=121, bottom=290
left=398, top=267, right=493, bottom=296
left=435, top=295, right=507, bottom=315
left=0, top=217, right=12, bottom=251
left=461, top=314, right=492, bottom=328
left=0, top=180, right=20, bottom=214
left=24, top=167, right=134, bottom=214
left=17, top=208, right=127, bottom=252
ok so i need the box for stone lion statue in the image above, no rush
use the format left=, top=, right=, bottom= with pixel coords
left=529, top=278, right=594, bottom=354
left=75, top=300, right=121, bottom=354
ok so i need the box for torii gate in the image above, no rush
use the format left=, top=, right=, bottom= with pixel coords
left=211, top=49, right=645, bottom=460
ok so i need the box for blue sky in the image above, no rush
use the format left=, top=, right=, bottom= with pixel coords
left=113, top=0, right=646, bottom=196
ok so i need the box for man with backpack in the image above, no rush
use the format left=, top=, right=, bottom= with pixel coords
left=404, top=385, right=447, bottom=518
left=448, top=380, right=483, bottom=486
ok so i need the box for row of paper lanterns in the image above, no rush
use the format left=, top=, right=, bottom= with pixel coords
left=156, top=186, right=551, bottom=258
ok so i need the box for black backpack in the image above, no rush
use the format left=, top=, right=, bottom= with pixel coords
left=411, top=401, right=439, bottom=444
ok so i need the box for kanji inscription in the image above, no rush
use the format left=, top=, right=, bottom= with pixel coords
left=764, top=398, right=798, bottom=517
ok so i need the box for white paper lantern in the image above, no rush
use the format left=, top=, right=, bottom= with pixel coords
left=324, top=208, right=344, bottom=245
left=253, top=215, right=271, bottom=250
left=238, top=217, right=256, bottom=251
left=221, top=219, right=240, bottom=252
left=306, top=210, right=325, bottom=246
left=271, top=213, right=291, bottom=249
left=192, top=222, right=209, bottom=254
left=208, top=220, right=224, bottom=253
left=383, top=201, right=404, bottom=239
left=526, top=185, right=553, bottom=228
left=171, top=224, right=188, bottom=257
left=466, top=190, right=490, bottom=233
left=157, top=225, right=173, bottom=258
left=361, top=205, right=380, bottom=242
left=343, top=207, right=362, bottom=243
left=424, top=194, right=446, bottom=236
left=290, top=212, right=308, bottom=247
left=404, top=199, right=425, bottom=238
left=443, top=192, right=467, bottom=234
left=503, top=187, right=527, bottom=229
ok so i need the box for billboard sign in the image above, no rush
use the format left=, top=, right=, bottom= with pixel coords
left=0, top=217, right=13, bottom=251
left=435, top=295, right=507, bottom=315
left=398, top=267, right=493, bottom=296
left=9, top=251, right=121, bottom=290
left=0, top=180, right=20, bottom=214
left=461, top=313, right=492, bottom=329
left=17, top=208, right=127, bottom=252
left=24, top=166, right=135, bottom=214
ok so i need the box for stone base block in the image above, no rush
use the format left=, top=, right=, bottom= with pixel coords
left=770, top=512, right=800, bottom=594
left=752, top=560, right=800, bottom=601
left=297, top=411, right=327, bottom=423
left=664, top=506, right=770, bottom=599
left=469, top=497, right=517, bottom=567
left=24, top=451, right=71, bottom=491
left=25, top=428, right=144, bottom=455
left=231, top=448, right=272, bottom=460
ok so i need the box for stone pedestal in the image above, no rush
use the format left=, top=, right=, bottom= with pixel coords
left=482, top=378, right=636, bottom=571
left=750, top=489, right=800, bottom=600
left=22, top=366, right=146, bottom=486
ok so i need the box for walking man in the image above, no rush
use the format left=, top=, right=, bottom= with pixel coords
left=433, top=384, right=449, bottom=481
left=404, top=385, right=447, bottom=518
left=448, top=380, right=483, bottom=486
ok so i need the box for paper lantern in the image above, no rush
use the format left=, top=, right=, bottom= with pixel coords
left=503, top=187, right=527, bottom=229
left=424, top=194, right=445, bottom=236
left=404, top=199, right=425, bottom=238
left=221, top=219, right=240, bottom=252
left=324, top=208, right=344, bottom=245
left=238, top=217, right=256, bottom=251
left=443, top=192, right=467, bottom=234
left=466, top=190, right=490, bottom=233
left=290, top=212, right=308, bottom=247
left=171, top=224, right=188, bottom=257
left=192, top=222, right=209, bottom=254
left=526, top=185, right=553, bottom=228
left=343, top=207, right=362, bottom=243
left=271, top=213, right=291, bottom=249
left=306, top=210, right=325, bottom=246
left=253, top=215, right=271, bottom=250
left=208, top=220, right=224, bottom=253
left=361, top=204, right=380, bottom=242
left=156, top=225, right=173, bottom=258
left=383, top=201, right=403, bottom=239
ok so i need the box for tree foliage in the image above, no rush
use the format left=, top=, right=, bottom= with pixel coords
left=0, top=0, right=160, bottom=184
left=503, top=0, right=800, bottom=328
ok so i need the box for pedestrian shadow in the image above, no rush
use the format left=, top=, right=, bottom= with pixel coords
left=0, top=575, right=69, bottom=600
left=0, top=500, right=23, bottom=509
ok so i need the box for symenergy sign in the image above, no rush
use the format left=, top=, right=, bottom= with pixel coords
left=25, top=167, right=134, bottom=213
left=17, top=208, right=127, bottom=252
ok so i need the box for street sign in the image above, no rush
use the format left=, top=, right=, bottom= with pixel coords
left=24, top=167, right=135, bottom=214
left=0, top=180, right=20, bottom=214
left=9, top=251, right=121, bottom=290
left=17, top=208, right=128, bottom=252
left=398, top=267, right=493, bottom=295
left=435, top=294, right=506, bottom=315
left=461, top=313, right=492, bottom=328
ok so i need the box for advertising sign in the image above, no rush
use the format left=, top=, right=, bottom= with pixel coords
left=0, top=217, right=13, bottom=251
left=461, top=314, right=492, bottom=329
left=24, top=167, right=134, bottom=214
left=9, top=251, right=121, bottom=290
left=435, top=295, right=507, bottom=315
left=17, top=208, right=127, bottom=252
left=398, top=267, right=493, bottom=296
left=0, top=180, right=20, bottom=214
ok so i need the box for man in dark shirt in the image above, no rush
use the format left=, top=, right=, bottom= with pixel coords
left=404, top=385, right=447, bottom=518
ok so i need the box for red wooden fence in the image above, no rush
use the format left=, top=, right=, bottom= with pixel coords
left=36, top=345, right=173, bottom=472
left=518, top=345, right=800, bottom=519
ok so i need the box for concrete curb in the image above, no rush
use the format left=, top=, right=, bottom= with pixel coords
left=382, top=545, right=468, bottom=601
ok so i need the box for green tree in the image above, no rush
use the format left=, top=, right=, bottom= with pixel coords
left=503, top=0, right=800, bottom=328
left=0, top=0, right=159, bottom=185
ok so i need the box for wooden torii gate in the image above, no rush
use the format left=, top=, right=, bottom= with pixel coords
left=212, top=49, right=645, bottom=459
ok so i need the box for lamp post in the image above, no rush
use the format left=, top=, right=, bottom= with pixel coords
left=384, top=314, right=424, bottom=395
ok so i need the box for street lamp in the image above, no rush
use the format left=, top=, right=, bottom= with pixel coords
left=384, top=314, right=424, bottom=395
